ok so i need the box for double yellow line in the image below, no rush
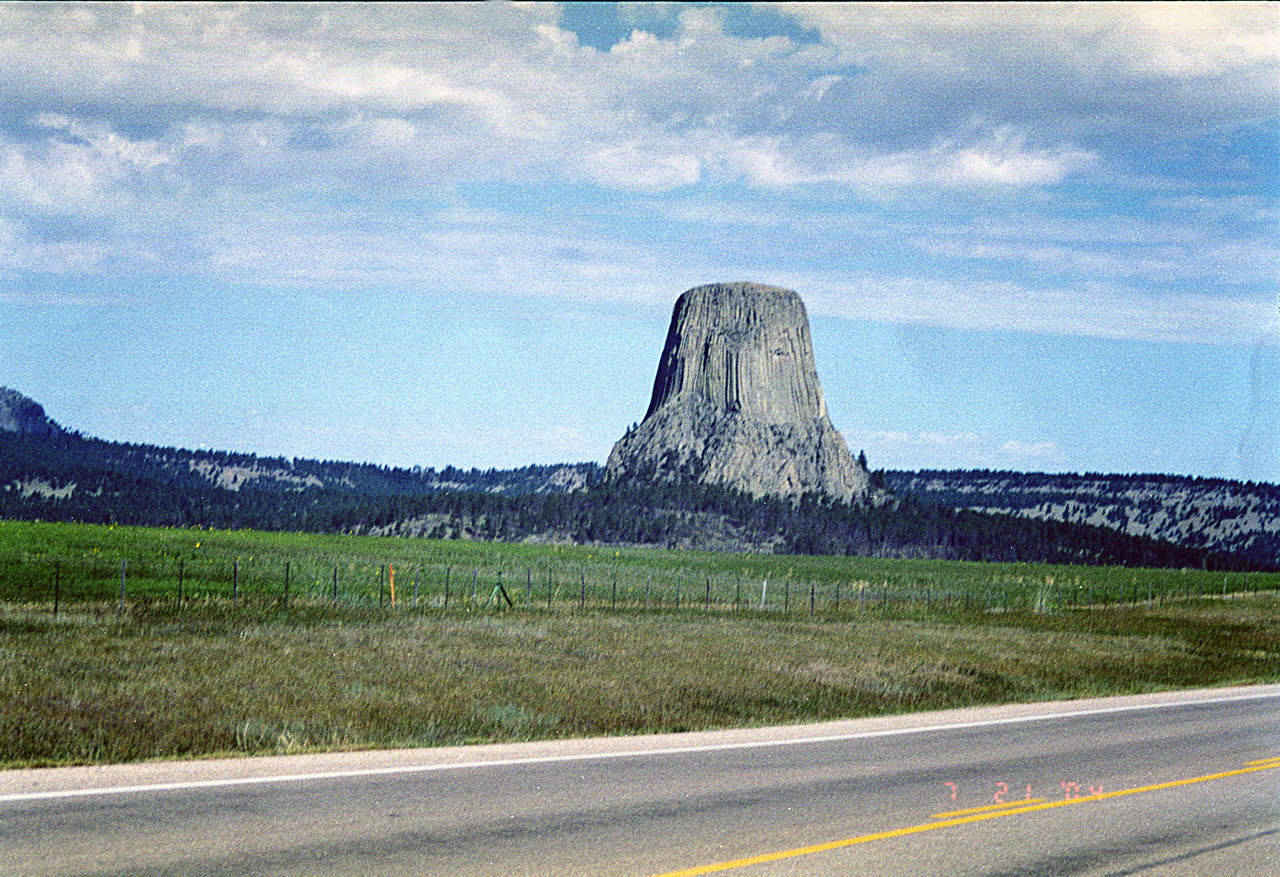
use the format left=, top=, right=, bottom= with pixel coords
left=648, top=756, right=1280, bottom=877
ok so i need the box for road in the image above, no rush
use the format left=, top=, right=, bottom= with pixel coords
left=3, top=685, right=1277, bottom=876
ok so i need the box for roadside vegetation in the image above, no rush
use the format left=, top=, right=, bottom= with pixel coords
left=1, top=520, right=1276, bottom=768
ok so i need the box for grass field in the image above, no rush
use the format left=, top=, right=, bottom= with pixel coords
left=2, top=520, right=1270, bottom=613
left=1, top=520, right=1277, bottom=768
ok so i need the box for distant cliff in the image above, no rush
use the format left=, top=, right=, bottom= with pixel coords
left=884, top=469, right=1280, bottom=569
left=606, top=283, right=871, bottom=501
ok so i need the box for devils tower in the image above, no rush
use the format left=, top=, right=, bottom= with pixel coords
left=606, top=282, right=871, bottom=502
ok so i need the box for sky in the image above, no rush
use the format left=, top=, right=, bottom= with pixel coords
left=1, top=2, right=1277, bottom=481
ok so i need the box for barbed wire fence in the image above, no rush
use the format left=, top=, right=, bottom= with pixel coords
left=1, top=554, right=1268, bottom=620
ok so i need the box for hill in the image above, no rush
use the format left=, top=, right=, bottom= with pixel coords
left=0, top=387, right=63, bottom=438
left=0, top=422, right=1266, bottom=570
left=883, top=470, right=1280, bottom=570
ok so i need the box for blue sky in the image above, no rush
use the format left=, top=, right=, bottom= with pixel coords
left=1, top=2, right=1277, bottom=480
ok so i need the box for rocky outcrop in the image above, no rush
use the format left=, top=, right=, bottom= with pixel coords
left=0, top=387, right=62, bottom=437
left=606, top=283, right=871, bottom=502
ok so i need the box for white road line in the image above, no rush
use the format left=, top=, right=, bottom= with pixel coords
left=4, top=688, right=1277, bottom=804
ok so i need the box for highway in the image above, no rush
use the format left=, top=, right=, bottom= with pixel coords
left=3, top=684, right=1277, bottom=876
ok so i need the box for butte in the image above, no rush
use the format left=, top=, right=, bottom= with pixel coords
left=605, top=282, right=870, bottom=502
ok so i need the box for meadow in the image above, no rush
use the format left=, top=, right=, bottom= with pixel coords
left=1, top=520, right=1277, bottom=767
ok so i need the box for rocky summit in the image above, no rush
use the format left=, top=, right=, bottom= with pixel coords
left=0, top=387, right=61, bottom=437
left=606, top=282, right=871, bottom=502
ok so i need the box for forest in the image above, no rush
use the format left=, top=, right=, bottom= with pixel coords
left=0, top=429, right=1266, bottom=571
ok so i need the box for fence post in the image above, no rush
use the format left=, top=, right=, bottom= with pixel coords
left=705, top=576, right=711, bottom=612
left=809, top=580, right=815, bottom=614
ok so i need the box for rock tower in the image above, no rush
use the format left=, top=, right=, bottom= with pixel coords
left=606, top=282, right=870, bottom=501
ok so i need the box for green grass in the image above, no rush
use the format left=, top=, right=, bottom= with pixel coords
left=0, top=520, right=1277, bottom=768
left=2, top=520, right=1272, bottom=611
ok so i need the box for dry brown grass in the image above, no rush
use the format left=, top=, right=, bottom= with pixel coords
left=2, top=594, right=1275, bottom=768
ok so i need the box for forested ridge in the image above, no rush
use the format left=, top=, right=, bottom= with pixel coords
left=884, top=469, right=1280, bottom=569
left=0, top=430, right=1269, bottom=571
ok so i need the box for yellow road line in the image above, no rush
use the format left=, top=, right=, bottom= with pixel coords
left=932, top=798, right=1046, bottom=819
left=1245, top=756, right=1280, bottom=767
left=646, top=758, right=1280, bottom=877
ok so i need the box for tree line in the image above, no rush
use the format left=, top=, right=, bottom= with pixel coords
left=0, top=430, right=1266, bottom=571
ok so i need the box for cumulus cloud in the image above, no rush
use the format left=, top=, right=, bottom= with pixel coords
left=0, top=2, right=1272, bottom=346
left=0, top=2, right=1119, bottom=198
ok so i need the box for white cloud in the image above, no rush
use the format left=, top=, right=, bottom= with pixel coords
left=785, top=2, right=1279, bottom=81
left=0, top=3, right=1272, bottom=350
left=801, top=274, right=1275, bottom=346
left=853, top=429, right=1067, bottom=470
left=580, top=142, right=703, bottom=191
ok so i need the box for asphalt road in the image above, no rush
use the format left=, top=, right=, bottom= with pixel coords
left=3, top=685, right=1278, bottom=876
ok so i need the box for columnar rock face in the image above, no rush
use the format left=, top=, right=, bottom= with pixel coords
left=606, top=283, right=871, bottom=501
